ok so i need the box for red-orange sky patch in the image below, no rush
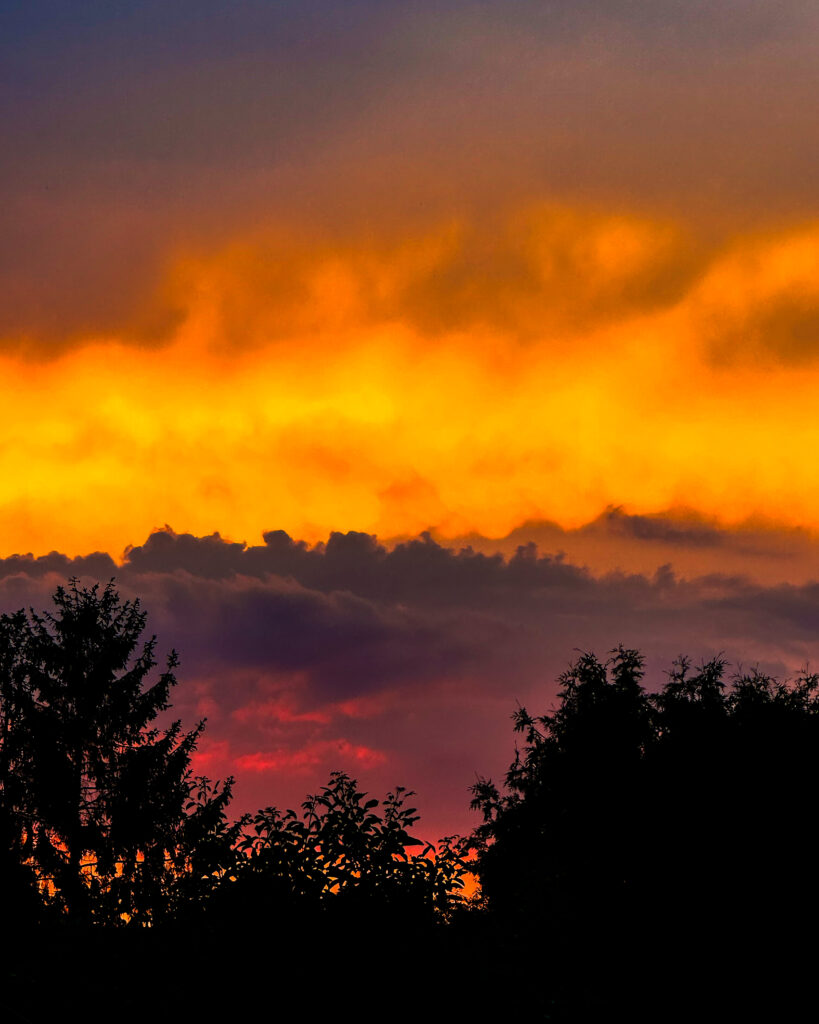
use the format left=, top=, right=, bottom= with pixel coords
left=237, top=741, right=386, bottom=775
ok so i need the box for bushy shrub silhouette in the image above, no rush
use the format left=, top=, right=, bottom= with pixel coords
left=216, top=771, right=467, bottom=928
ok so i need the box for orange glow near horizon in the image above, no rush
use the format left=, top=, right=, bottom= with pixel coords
left=4, top=204, right=819, bottom=559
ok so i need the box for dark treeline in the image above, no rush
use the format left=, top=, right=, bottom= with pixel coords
left=1, top=581, right=817, bottom=1020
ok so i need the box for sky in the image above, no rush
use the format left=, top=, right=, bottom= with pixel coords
left=3, top=0, right=819, bottom=838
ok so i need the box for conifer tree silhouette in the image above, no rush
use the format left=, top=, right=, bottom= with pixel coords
left=0, top=579, right=235, bottom=925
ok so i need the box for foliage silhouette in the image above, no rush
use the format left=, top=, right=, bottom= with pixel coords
left=468, top=646, right=819, bottom=1017
left=0, top=578, right=469, bottom=938
left=222, top=770, right=467, bottom=925
left=0, top=579, right=237, bottom=925
left=7, top=583, right=818, bottom=1016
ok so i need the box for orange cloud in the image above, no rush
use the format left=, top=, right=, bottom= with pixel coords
left=3, top=204, right=819, bottom=557
left=689, top=223, right=819, bottom=366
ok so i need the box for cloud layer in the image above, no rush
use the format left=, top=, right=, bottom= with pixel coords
left=3, top=208, right=819, bottom=557
left=3, top=4, right=819, bottom=554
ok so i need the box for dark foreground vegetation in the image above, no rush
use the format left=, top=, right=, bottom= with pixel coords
left=1, top=581, right=818, bottom=1020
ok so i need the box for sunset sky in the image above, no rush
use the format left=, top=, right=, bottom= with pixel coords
left=3, top=1, right=819, bottom=838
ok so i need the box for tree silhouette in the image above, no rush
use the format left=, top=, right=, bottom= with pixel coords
left=470, top=646, right=653, bottom=931
left=225, top=770, right=467, bottom=925
left=468, top=647, right=819, bottom=1017
left=0, top=579, right=236, bottom=925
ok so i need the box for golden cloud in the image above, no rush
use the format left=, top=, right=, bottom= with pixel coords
left=3, top=204, right=819, bottom=557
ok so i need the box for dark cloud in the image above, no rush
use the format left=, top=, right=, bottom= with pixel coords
left=0, top=549, right=118, bottom=581
left=122, top=530, right=246, bottom=580
left=134, top=570, right=479, bottom=703
left=589, top=506, right=726, bottom=547
left=458, top=512, right=819, bottom=584
left=122, top=526, right=592, bottom=608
